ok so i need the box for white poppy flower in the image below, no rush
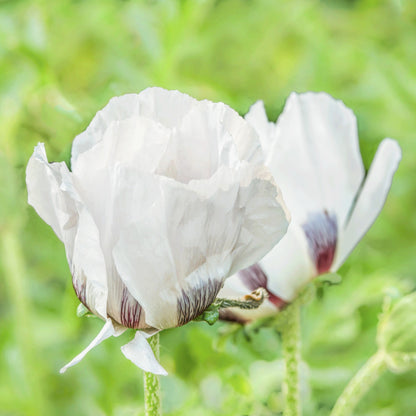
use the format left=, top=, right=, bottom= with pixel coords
left=26, top=87, right=290, bottom=374
left=219, top=92, right=401, bottom=322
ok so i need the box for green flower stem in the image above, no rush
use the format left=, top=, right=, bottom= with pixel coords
left=144, top=333, right=161, bottom=416
left=281, top=300, right=302, bottom=416
left=330, top=351, right=387, bottom=416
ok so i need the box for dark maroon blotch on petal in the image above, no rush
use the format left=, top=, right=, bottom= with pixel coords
left=302, top=210, right=338, bottom=274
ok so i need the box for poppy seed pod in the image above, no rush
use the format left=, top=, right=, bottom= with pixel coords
left=219, top=92, right=401, bottom=322
left=26, top=87, right=290, bottom=374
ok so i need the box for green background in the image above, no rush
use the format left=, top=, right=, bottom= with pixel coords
left=1, top=0, right=415, bottom=415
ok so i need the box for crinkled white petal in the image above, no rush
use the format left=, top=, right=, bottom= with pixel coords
left=71, top=94, right=143, bottom=169
left=73, top=116, right=171, bottom=185
left=121, top=332, right=167, bottom=376
left=113, top=164, right=289, bottom=330
left=186, top=164, right=290, bottom=274
left=112, top=178, right=230, bottom=330
left=128, top=87, right=203, bottom=129
left=135, top=88, right=264, bottom=166
left=74, top=165, right=159, bottom=327
left=332, top=138, right=401, bottom=270
left=71, top=117, right=170, bottom=256
left=71, top=206, right=108, bottom=319
left=263, top=92, right=365, bottom=224
left=72, top=88, right=263, bottom=175
left=112, top=177, right=223, bottom=330
left=260, top=221, right=315, bottom=302
left=71, top=88, right=193, bottom=170
left=60, top=319, right=125, bottom=374
left=70, top=114, right=173, bottom=325
left=26, top=143, right=77, bottom=243
left=156, top=104, right=242, bottom=183
left=245, top=100, right=276, bottom=157
left=27, top=143, right=108, bottom=318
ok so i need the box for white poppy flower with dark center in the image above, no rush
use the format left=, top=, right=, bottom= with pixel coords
left=219, top=92, right=401, bottom=322
left=26, top=87, right=290, bottom=374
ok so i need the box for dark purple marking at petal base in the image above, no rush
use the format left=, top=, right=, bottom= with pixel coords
left=120, top=287, right=145, bottom=329
left=238, top=264, right=287, bottom=309
left=302, top=211, right=338, bottom=274
left=73, top=269, right=146, bottom=329
left=73, top=277, right=87, bottom=307
left=177, top=279, right=223, bottom=326
left=239, top=263, right=267, bottom=290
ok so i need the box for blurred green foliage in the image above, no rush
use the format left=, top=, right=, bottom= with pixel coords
left=0, top=0, right=415, bottom=415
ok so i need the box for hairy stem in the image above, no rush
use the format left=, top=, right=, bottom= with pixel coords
left=216, top=287, right=268, bottom=310
left=281, top=300, right=302, bottom=416
left=144, top=333, right=161, bottom=416
left=330, top=351, right=387, bottom=416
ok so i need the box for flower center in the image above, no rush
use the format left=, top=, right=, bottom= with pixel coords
left=302, top=211, right=338, bottom=274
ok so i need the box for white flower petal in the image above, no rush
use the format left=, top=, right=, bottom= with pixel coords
left=113, top=165, right=288, bottom=330
left=332, top=138, right=401, bottom=270
left=121, top=332, right=167, bottom=376
left=71, top=207, right=108, bottom=319
left=60, top=319, right=125, bottom=374
left=72, top=88, right=263, bottom=178
left=27, top=143, right=108, bottom=318
left=112, top=178, right=231, bottom=330
left=73, top=116, right=171, bottom=185
left=71, top=94, right=142, bottom=169
left=130, top=87, right=201, bottom=129
left=222, top=166, right=290, bottom=274
left=137, top=88, right=263, bottom=165
left=26, top=143, right=76, bottom=243
left=71, top=87, right=189, bottom=170
left=260, top=222, right=315, bottom=302
left=265, top=92, right=365, bottom=224
left=156, top=103, right=244, bottom=183
left=245, top=100, right=276, bottom=157
left=71, top=114, right=174, bottom=326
